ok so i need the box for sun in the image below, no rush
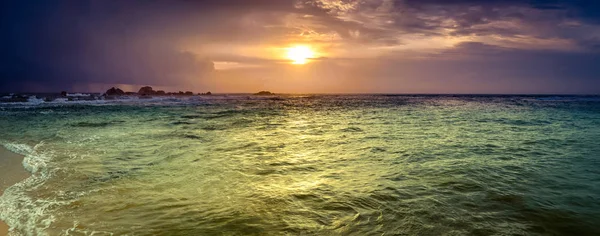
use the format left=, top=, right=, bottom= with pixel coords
left=287, top=46, right=314, bottom=64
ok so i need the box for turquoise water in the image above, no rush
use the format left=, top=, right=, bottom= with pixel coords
left=1, top=95, right=599, bottom=235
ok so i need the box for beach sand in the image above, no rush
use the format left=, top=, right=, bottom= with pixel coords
left=0, top=147, right=31, bottom=236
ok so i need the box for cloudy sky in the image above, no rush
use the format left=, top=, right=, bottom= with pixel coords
left=1, top=0, right=600, bottom=94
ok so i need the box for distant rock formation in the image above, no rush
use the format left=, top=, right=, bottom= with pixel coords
left=101, top=86, right=202, bottom=98
left=105, top=87, right=125, bottom=96
left=138, top=86, right=156, bottom=96
left=60, top=91, right=67, bottom=97
left=206, top=91, right=212, bottom=95
left=255, top=91, right=275, bottom=95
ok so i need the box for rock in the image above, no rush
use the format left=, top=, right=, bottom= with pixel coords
left=184, top=91, right=193, bottom=96
left=60, top=91, right=67, bottom=97
left=156, top=90, right=166, bottom=95
left=206, top=91, right=212, bottom=95
left=138, top=86, right=155, bottom=95
left=105, top=87, right=125, bottom=96
left=255, top=91, right=274, bottom=95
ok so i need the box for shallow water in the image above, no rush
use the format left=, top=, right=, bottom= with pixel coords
left=1, top=95, right=599, bottom=235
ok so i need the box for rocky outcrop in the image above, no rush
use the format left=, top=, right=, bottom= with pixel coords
left=255, top=91, right=274, bottom=95
left=102, top=86, right=204, bottom=98
left=105, top=87, right=125, bottom=96
left=138, top=86, right=156, bottom=95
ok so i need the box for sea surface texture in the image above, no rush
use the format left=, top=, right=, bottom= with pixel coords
left=0, top=95, right=599, bottom=235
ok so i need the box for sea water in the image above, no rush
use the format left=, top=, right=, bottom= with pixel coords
left=0, top=95, right=599, bottom=235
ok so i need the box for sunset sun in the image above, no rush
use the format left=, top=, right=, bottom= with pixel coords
left=287, top=45, right=314, bottom=64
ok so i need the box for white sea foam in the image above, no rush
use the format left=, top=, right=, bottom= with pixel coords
left=0, top=94, right=265, bottom=108
left=0, top=142, right=57, bottom=236
left=3, top=143, right=34, bottom=156
left=0, top=98, right=108, bottom=108
left=66, top=93, right=91, bottom=97
left=0, top=96, right=46, bottom=107
left=53, top=98, right=69, bottom=103
left=27, top=96, right=45, bottom=105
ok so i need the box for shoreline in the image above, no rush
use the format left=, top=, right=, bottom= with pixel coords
left=0, top=146, right=31, bottom=236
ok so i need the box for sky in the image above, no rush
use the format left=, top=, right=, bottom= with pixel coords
left=1, top=0, right=600, bottom=94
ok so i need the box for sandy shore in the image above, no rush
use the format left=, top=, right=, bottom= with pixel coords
left=0, top=222, right=7, bottom=236
left=0, top=146, right=31, bottom=236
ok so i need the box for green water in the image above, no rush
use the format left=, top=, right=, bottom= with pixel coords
left=1, top=95, right=599, bottom=235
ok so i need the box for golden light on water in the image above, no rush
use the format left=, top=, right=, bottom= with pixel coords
left=287, top=46, right=314, bottom=64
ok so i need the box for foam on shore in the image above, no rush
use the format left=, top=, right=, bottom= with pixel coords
left=0, top=146, right=31, bottom=236
left=0, top=141, right=58, bottom=236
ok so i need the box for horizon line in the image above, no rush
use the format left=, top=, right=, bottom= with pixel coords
left=2, top=91, right=599, bottom=96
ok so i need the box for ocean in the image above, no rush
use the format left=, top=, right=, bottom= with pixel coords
left=0, top=94, right=599, bottom=235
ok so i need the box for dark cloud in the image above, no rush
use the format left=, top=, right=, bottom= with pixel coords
left=0, top=1, right=221, bottom=92
left=299, top=0, right=599, bottom=51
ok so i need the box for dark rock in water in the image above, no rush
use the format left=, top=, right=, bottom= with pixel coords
left=184, top=91, right=193, bottom=96
left=125, top=92, right=137, bottom=95
left=105, top=87, right=125, bottom=96
left=156, top=90, right=166, bottom=95
left=178, top=91, right=184, bottom=95
left=206, top=91, right=212, bottom=95
left=60, top=91, right=67, bottom=97
left=255, top=91, right=275, bottom=95
left=138, top=86, right=155, bottom=95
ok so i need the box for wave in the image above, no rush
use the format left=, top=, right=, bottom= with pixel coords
left=0, top=95, right=204, bottom=108
left=534, top=96, right=600, bottom=102
left=70, top=120, right=125, bottom=128
left=0, top=141, right=57, bottom=236
left=66, top=93, right=91, bottom=97
left=0, top=94, right=297, bottom=109
left=0, top=97, right=106, bottom=108
left=27, top=96, right=45, bottom=105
